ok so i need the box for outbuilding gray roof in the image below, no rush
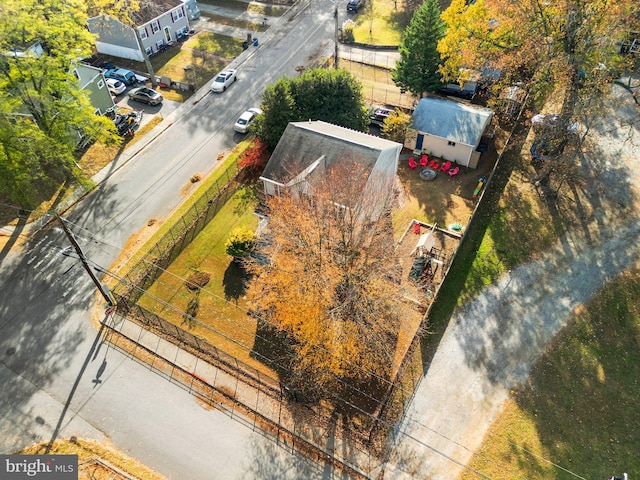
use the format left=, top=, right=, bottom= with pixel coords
left=412, top=96, right=493, bottom=147
left=261, top=121, right=400, bottom=185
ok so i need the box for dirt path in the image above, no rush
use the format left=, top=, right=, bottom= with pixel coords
left=383, top=81, right=640, bottom=479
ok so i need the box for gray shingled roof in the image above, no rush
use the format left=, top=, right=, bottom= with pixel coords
left=261, top=121, right=400, bottom=185
left=131, top=0, right=183, bottom=25
left=412, top=96, right=493, bottom=147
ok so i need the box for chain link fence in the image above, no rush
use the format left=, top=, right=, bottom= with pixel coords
left=108, top=161, right=396, bottom=475
left=115, top=162, right=241, bottom=302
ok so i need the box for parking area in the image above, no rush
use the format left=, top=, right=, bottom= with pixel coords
left=111, top=86, right=183, bottom=129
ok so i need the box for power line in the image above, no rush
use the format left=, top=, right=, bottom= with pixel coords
left=56, top=214, right=114, bottom=307
left=58, top=220, right=589, bottom=480
left=91, top=259, right=500, bottom=479
left=62, top=216, right=407, bottom=390
left=482, top=428, right=587, bottom=479
left=404, top=417, right=528, bottom=480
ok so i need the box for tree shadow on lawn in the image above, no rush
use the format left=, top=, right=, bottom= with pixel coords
left=508, top=271, right=640, bottom=478
left=223, top=259, right=249, bottom=304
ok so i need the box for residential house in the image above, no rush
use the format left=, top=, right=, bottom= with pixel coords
left=87, top=0, right=190, bottom=61
left=3, top=41, right=44, bottom=59
left=405, top=96, right=493, bottom=169
left=260, top=121, right=402, bottom=219
left=71, top=63, right=115, bottom=115
left=3, top=43, right=114, bottom=145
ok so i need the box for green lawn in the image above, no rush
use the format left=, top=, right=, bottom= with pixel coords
left=154, top=32, right=243, bottom=85
left=137, top=185, right=267, bottom=373
left=350, top=0, right=410, bottom=45
left=462, top=270, right=640, bottom=479
left=123, top=140, right=251, bottom=268
left=197, top=0, right=289, bottom=17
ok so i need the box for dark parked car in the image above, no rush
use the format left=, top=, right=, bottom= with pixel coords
left=104, top=68, right=137, bottom=86
left=369, top=107, right=393, bottom=126
left=347, top=0, right=366, bottom=13
left=129, top=87, right=163, bottom=106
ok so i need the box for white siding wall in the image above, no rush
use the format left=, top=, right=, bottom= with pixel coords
left=405, top=129, right=474, bottom=167
left=94, top=41, right=144, bottom=61
left=363, top=145, right=401, bottom=220
left=263, top=180, right=277, bottom=196
left=139, top=7, right=189, bottom=53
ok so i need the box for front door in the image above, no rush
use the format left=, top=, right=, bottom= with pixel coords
left=164, top=27, right=171, bottom=43
left=416, top=133, right=424, bottom=151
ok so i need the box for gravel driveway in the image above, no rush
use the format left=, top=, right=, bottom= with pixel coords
left=383, top=80, right=640, bottom=479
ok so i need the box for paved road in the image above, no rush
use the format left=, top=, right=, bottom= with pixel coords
left=0, top=2, right=350, bottom=479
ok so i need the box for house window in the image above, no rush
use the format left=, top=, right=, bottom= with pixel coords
left=145, top=46, right=153, bottom=56
left=151, top=20, right=160, bottom=33
left=448, top=141, right=456, bottom=147
left=156, top=40, right=164, bottom=49
left=139, top=28, right=147, bottom=39
left=172, top=8, right=184, bottom=21
left=97, top=79, right=105, bottom=89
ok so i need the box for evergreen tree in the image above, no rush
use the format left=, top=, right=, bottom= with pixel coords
left=252, top=79, right=296, bottom=148
left=254, top=68, right=368, bottom=148
left=392, top=0, right=446, bottom=97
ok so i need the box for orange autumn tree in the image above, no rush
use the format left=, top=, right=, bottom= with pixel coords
left=246, top=160, right=408, bottom=394
left=439, top=0, right=638, bottom=192
left=439, top=0, right=638, bottom=107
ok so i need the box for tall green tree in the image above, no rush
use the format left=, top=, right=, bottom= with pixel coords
left=392, top=0, right=446, bottom=98
left=253, top=68, right=368, bottom=148
left=252, top=79, right=296, bottom=148
left=0, top=0, right=118, bottom=207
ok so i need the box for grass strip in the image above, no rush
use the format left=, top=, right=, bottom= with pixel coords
left=20, top=438, right=165, bottom=480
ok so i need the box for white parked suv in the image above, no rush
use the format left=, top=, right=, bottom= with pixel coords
left=106, top=78, right=126, bottom=96
left=211, top=69, right=237, bottom=93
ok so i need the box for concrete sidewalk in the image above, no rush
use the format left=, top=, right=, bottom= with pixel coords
left=104, top=311, right=377, bottom=477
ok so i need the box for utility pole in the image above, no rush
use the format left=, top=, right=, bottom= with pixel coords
left=134, top=27, right=157, bottom=87
left=55, top=214, right=115, bottom=307
left=334, top=2, right=339, bottom=69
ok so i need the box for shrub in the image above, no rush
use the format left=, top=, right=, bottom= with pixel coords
left=341, top=20, right=356, bottom=43
left=237, top=138, right=269, bottom=172
left=225, top=227, right=255, bottom=259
